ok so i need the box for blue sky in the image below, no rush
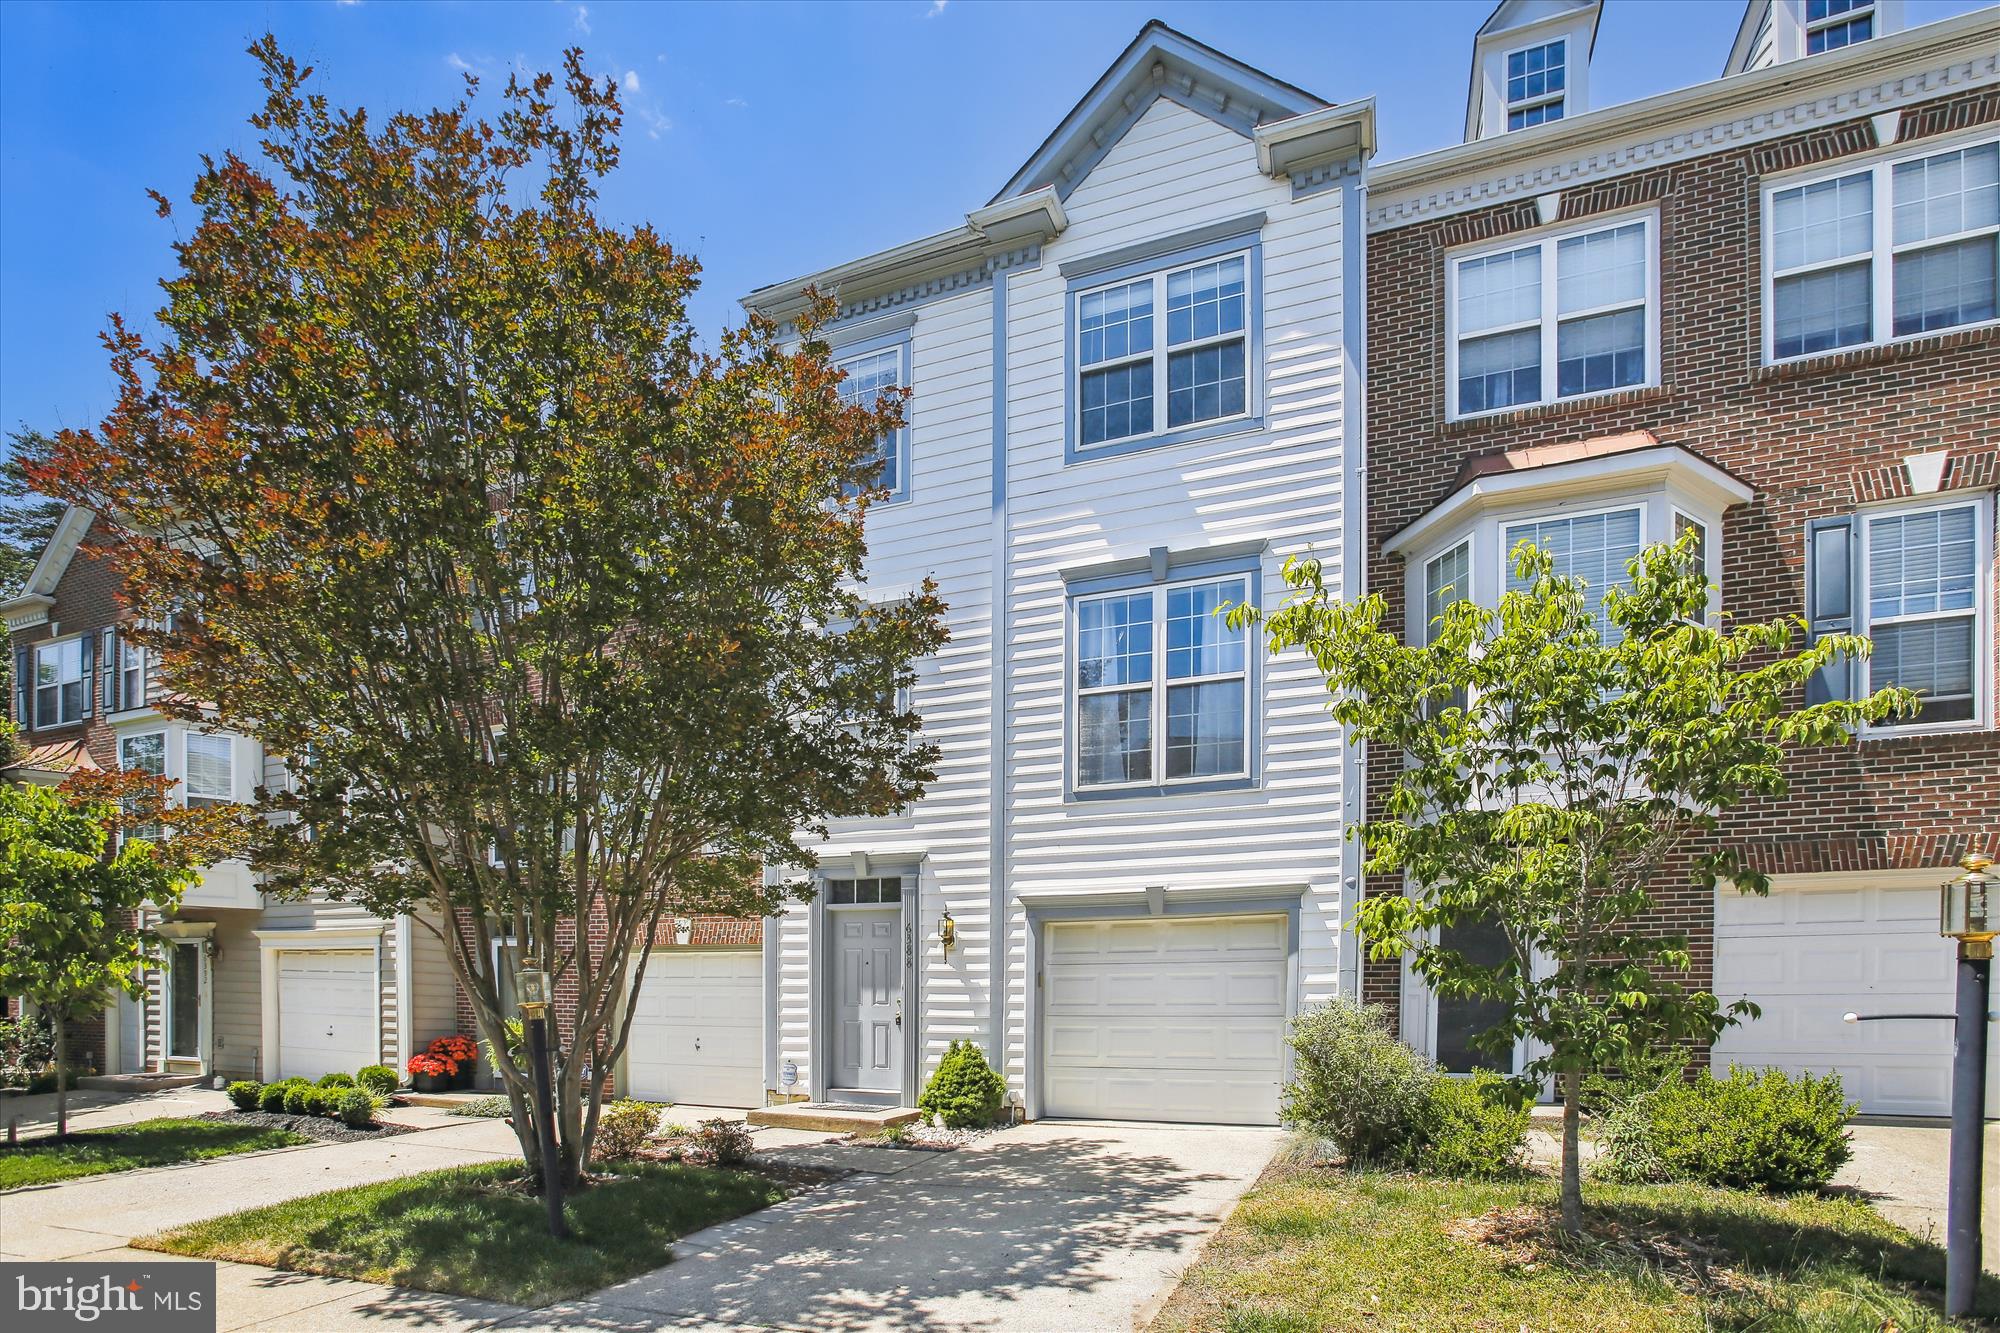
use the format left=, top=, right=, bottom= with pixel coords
left=1, top=0, right=1988, bottom=440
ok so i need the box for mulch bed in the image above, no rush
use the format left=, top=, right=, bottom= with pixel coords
left=202, top=1109, right=414, bottom=1144
left=1445, top=1203, right=1766, bottom=1299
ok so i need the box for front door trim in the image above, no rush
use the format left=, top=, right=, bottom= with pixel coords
left=810, top=861, right=923, bottom=1104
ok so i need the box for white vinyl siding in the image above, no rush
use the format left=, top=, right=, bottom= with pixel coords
left=1448, top=213, right=1657, bottom=419
left=1765, top=137, right=1999, bottom=361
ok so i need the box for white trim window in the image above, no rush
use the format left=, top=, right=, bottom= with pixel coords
left=1423, top=541, right=1472, bottom=715
left=1074, top=574, right=1249, bottom=790
left=118, top=635, right=146, bottom=711
left=184, top=733, right=235, bottom=809
left=1806, top=0, right=1876, bottom=54
left=33, top=637, right=87, bottom=728
left=1076, top=251, right=1250, bottom=448
left=835, top=344, right=908, bottom=501
left=118, top=731, right=167, bottom=841
left=1766, top=137, right=1998, bottom=361
left=1864, top=501, right=1985, bottom=727
left=1504, top=39, right=1566, bottom=131
left=1448, top=214, right=1657, bottom=418
left=1503, top=506, right=1644, bottom=641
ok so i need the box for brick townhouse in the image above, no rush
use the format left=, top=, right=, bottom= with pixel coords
left=1361, top=0, right=1999, bottom=1115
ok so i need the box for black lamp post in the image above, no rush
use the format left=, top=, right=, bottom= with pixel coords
left=515, top=956, right=569, bottom=1240
left=1939, top=851, right=1994, bottom=1319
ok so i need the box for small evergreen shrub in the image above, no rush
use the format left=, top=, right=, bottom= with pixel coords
left=686, top=1117, right=754, bottom=1166
left=334, top=1087, right=377, bottom=1128
left=283, top=1081, right=315, bottom=1116
left=258, top=1080, right=294, bottom=1113
left=227, top=1080, right=263, bottom=1111
left=1417, top=1071, right=1530, bottom=1178
left=594, top=1100, right=660, bottom=1161
left=446, top=1095, right=511, bottom=1118
left=917, top=1039, right=1007, bottom=1129
left=1600, top=1066, right=1854, bottom=1191
left=315, top=1071, right=356, bottom=1089
left=1280, top=999, right=1436, bottom=1168
left=303, top=1086, right=337, bottom=1117
left=356, top=1064, right=399, bottom=1096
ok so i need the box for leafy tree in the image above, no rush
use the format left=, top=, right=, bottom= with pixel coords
left=1237, top=531, right=1909, bottom=1233
left=0, top=782, right=194, bottom=1136
left=31, top=40, right=946, bottom=1187
left=0, top=429, right=66, bottom=597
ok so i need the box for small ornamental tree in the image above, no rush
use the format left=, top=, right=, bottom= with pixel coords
left=1235, top=531, right=1910, bottom=1233
left=0, top=782, right=195, bottom=1137
left=33, top=41, right=947, bottom=1187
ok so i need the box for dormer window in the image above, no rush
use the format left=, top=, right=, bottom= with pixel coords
left=1806, top=0, right=1875, bottom=53
left=1505, top=40, right=1566, bottom=131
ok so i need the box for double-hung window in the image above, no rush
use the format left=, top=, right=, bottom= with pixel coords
left=184, top=733, right=235, bottom=809
left=1074, top=573, right=1250, bottom=792
left=836, top=342, right=909, bottom=502
left=34, top=638, right=87, bottom=728
left=1503, top=507, right=1644, bottom=642
left=1809, top=498, right=1990, bottom=729
left=1450, top=214, right=1655, bottom=418
left=1075, top=249, right=1253, bottom=452
left=1504, top=40, right=1566, bottom=130
left=1423, top=542, right=1472, bottom=715
left=118, top=732, right=167, bottom=841
left=1806, top=0, right=1875, bottom=54
left=1766, top=138, right=1998, bottom=361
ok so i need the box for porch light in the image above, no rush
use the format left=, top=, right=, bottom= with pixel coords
left=515, top=955, right=551, bottom=1016
left=1941, top=852, right=1996, bottom=957
left=938, top=909, right=957, bottom=959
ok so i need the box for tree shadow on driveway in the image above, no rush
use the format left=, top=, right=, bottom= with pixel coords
left=530, top=1126, right=1272, bottom=1332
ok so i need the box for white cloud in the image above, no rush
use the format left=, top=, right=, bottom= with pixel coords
left=724, top=96, right=749, bottom=109
left=926, top=0, right=948, bottom=16
left=635, top=106, right=672, bottom=139
left=623, top=69, right=640, bottom=91
left=446, top=52, right=474, bottom=72
left=573, top=3, right=591, bottom=35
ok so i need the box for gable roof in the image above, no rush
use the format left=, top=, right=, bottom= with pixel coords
left=0, top=504, right=94, bottom=630
left=991, top=20, right=1330, bottom=204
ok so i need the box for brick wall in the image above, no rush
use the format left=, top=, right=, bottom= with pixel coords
left=1362, top=90, right=2000, bottom=1022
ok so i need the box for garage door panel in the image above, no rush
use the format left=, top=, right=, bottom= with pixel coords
left=277, top=951, right=378, bottom=1081
left=626, top=950, right=761, bottom=1107
left=1041, top=915, right=1287, bottom=1126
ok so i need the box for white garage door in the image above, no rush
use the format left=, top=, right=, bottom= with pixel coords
left=625, top=950, right=763, bottom=1107
left=1042, top=914, right=1288, bottom=1125
left=1713, top=877, right=1998, bottom=1117
left=277, top=951, right=378, bottom=1081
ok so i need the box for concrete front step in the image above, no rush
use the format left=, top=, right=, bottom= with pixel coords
left=747, top=1102, right=923, bottom=1133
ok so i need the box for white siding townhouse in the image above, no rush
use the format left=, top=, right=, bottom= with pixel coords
left=734, top=23, right=1375, bottom=1125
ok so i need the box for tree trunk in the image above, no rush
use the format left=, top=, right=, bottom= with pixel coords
left=1559, top=1067, right=1583, bottom=1235
left=52, top=1009, right=69, bottom=1140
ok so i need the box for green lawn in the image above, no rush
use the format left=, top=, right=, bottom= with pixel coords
left=0, top=1117, right=311, bottom=1189
left=1154, top=1166, right=1997, bottom=1332
left=137, top=1160, right=791, bottom=1306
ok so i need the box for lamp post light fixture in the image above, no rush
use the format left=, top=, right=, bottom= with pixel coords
left=1940, top=850, right=1994, bottom=1319
left=514, top=955, right=569, bottom=1240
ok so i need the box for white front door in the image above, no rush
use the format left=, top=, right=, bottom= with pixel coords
left=277, top=951, right=378, bottom=1080
left=833, top=908, right=903, bottom=1093
left=625, top=950, right=763, bottom=1107
left=1713, top=874, right=2000, bottom=1117
left=1041, top=914, right=1289, bottom=1125
left=117, top=985, right=146, bottom=1074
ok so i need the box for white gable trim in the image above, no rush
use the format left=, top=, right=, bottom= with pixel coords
left=0, top=505, right=94, bottom=626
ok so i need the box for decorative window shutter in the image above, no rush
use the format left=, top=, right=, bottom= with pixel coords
left=79, top=629, right=97, bottom=718
left=1805, top=517, right=1858, bottom=704
left=12, top=646, right=29, bottom=729
left=103, top=628, right=120, bottom=713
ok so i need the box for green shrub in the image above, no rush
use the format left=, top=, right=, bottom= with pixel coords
left=1280, top=999, right=1436, bottom=1168
left=1600, top=1065, right=1854, bottom=1191
left=356, top=1064, right=398, bottom=1097
left=686, top=1117, right=754, bottom=1166
left=446, top=1095, right=511, bottom=1118
left=309, top=1086, right=342, bottom=1117
left=315, top=1071, right=356, bottom=1089
left=594, top=1100, right=659, bottom=1161
left=1417, top=1071, right=1530, bottom=1178
left=282, top=1081, right=315, bottom=1116
left=334, top=1087, right=377, bottom=1128
left=226, top=1080, right=263, bottom=1111
left=917, top=1039, right=1007, bottom=1129
left=258, top=1081, right=293, bottom=1113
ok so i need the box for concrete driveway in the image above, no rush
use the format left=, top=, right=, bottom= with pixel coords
left=496, top=1118, right=1283, bottom=1332
left=1836, top=1118, right=2000, bottom=1274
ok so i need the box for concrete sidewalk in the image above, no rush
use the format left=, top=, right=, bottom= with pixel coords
left=1835, top=1118, right=2000, bottom=1274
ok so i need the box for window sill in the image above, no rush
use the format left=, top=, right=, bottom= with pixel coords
left=1857, top=719, right=1993, bottom=743
left=1443, top=383, right=1667, bottom=434
left=1066, top=775, right=1259, bottom=803
left=1755, top=321, right=1999, bottom=382
left=1067, top=416, right=1265, bottom=466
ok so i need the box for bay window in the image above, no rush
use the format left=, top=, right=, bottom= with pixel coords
left=184, top=733, right=235, bottom=808
left=1448, top=213, right=1657, bottom=418
left=1504, top=507, right=1644, bottom=640
left=1073, top=569, right=1252, bottom=794
left=1766, top=137, right=1998, bottom=361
